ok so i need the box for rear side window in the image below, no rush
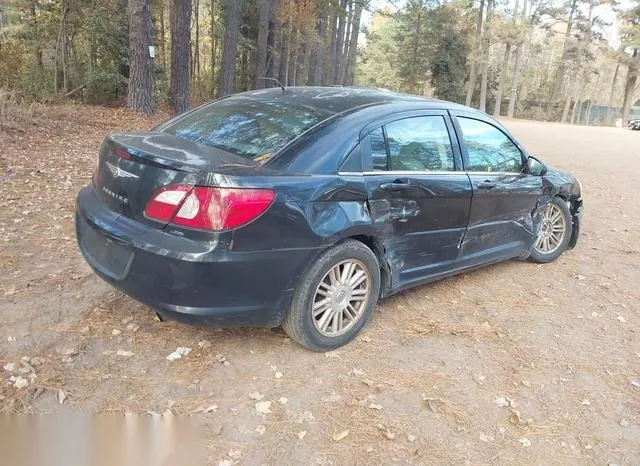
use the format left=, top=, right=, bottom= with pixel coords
left=457, top=117, right=523, bottom=172
left=385, top=116, right=455, bottom=171
left=160, top=97, right=333, bottom=160
left=370, top=127, right=388, bottom=171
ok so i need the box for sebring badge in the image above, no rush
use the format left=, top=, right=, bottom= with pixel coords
left=105, top=161, right=139, bottom=179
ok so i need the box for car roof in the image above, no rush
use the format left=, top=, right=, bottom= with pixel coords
left=236, top=86, right=477, bottom=117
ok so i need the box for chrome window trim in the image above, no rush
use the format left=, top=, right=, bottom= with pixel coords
left=338, top=170, right=526, bottom=176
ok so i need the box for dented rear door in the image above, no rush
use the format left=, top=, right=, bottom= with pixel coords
left=361, top=112, right=472, bottom=288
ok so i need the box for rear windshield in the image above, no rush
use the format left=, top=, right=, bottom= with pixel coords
left=160, top=96, right=334, bottom=161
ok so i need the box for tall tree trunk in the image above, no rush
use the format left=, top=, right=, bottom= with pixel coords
left=266, top=1, right=280, bottom=79
left=478, top=0, right=493, bottom=112
left=326, top=10, right=337, bottom=84
left=127, top=0, right=156, bottom=115
left=255, top=0, right=274, bottom=88
left=308, top=5, right=327, bottom=85
left=288, top=27, right=298, bottom=86
left=295, top=30, right=307, bottom=86
left=493, top=0, right=519, bottom=117
left=507, top=0, right=528, bottom=118
left=332, top=0, right=347, bottom=84
left=493, top=45, right=510, bottom=116
left=194, top=0, right=200, bottom=80
left=211, top=0, right=217, bottom=94
left=408, top=5, right=423, bottom=94
left=622, top=50, right=639, bottom=124
left=338, top=0, right=353, bottom=84
left=279, top=21, right=290, bottom=84
left=159, top=0, right=167, bottom=71
left=546, top=0, right=577, bottom=119
left=218, top=0, right=242, bottom=97
left=607, top=63, right=620, bottom=123
left=170, top=0, right=192, bottom=113
left=466, top=0, right=485, bottom=106
left=343, top=0, right=362, bottom=86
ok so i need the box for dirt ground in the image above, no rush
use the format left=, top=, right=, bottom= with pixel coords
left=1, top=105, right=639, bottom=465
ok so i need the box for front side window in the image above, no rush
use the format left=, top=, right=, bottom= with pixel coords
left=457, top=117, right=523, bottom=173
left=385, top=116, right=455, bottom=171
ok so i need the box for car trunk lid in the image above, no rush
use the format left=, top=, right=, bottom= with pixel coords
left=93, top=131, right=258, bottom=227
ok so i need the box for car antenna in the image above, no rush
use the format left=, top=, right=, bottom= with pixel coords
left=257, top=77, right=285, bottom=94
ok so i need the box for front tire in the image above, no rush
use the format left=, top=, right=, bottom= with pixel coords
left=528, top=196, right=572, bottom=264
left=282, top=240, right=381, bottom=352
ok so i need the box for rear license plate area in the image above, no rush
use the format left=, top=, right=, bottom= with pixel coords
left=78, top=216, right=134, bottom=280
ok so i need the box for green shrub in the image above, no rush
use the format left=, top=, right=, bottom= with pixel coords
left=85, top=69, right=125, bottom=105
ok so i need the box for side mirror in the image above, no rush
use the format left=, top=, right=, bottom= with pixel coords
left=526, top=156, right=547, bottom=176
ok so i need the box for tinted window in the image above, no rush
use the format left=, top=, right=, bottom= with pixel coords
left=457, top=117, right=523, bottom=172
left=385, top=116, right=455, bottom=171
left=370, top=127, right=388, bottom=171
left=160, top=96, right=333, bottom=160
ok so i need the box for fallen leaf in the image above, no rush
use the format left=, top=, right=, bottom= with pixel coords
left=255, top=401, right=272, bottom=415
left=297, top=430, right=307, bottom=440
left=495, top=396, right=510, bottom=408
left=333, top=429, right=350, bottom=441
left=166, top=347, right=191, bottom=361
left=204, top=404, right=218, bottom=413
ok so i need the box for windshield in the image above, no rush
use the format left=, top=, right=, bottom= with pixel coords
left=160, top=95, right=334, bottom=160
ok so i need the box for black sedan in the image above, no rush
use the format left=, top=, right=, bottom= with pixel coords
left=75, top=87, right=583, bottom=351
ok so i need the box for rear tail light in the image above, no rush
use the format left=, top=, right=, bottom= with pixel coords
left=144, top=185, right=275, bottom=231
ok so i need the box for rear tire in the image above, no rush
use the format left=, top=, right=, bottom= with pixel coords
left=528, top=196, right=572, bottom=264
left=282, top=240, right=381, bottom=352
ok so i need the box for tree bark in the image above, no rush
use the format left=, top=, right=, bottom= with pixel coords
left=546, top=0, right=577, bottom=119
left=218, top=0, right=242, bottom=97
left=507, top=0, right=528, bottom=118
left=211, top=0, right=217, bottom=94
left=622, top=49, right=639, bottom=124
left=326, top=9, right=337, bottom=84
left=127, top=0, right=156, bottom=115
left=607, top=63, right=619, bottom=123
left=466, top=0, right=485, bottom=107
left=332, top=0, right=347, bottom=84
left=279, top=21, right=290, bottom=84
left=266, top=1, right=280, bottom=79
left=493, top=0, right=519, bottom=117
left=170, top=0, right=192, bottom=113
left=194, top=0, right=200, bottom=80
left=308, top=4, right=327, bottom=86
left=478, top=0, right=494, bottom=112
left=343, top=0, right=362, bottom=86
left=288, top=26, right=298, bottom=86
left=255, top=0, right=275, bottom=88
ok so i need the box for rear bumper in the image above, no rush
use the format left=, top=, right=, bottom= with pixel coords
left=75, top=186, right=318, bottom=327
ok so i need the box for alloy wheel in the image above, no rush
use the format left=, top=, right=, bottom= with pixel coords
left=533, top=203, right=566, bottom=255
left=312, top=260, right=371, bottom=337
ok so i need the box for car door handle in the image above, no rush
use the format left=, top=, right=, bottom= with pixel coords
left=477, top=181, right=497, bottom=190
left=380, top=180, right=411, bottom=191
